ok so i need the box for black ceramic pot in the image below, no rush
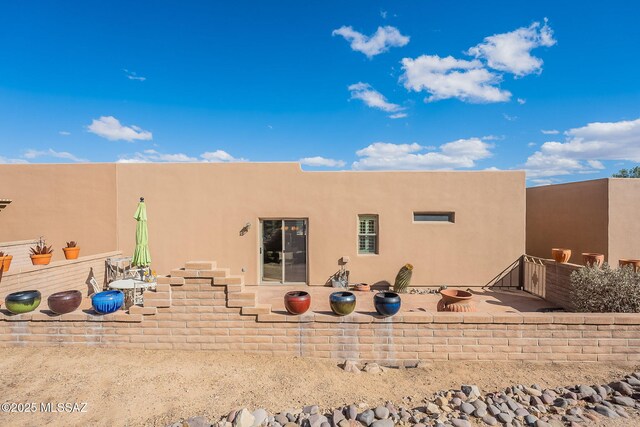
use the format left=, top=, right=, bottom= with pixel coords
left=374, top=292, right=401, bottom=317
left=48, top=290, right=83, bottom=315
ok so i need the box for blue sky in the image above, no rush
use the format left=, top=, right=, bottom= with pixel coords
left=0, top=1, right=638, bottom=185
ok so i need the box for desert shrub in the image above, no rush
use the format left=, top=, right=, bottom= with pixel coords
left=570, top=264, right=640, bottom=312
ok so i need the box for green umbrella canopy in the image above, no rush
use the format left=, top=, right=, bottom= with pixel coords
left=131, top=200, right=151, bottom=267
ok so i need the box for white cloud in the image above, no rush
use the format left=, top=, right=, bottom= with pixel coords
left=524, top=117, right=640, bottom=178
left=123, top=69, right=146, bottom=82
left=23, top=149, right=87, bottom=162
left=400, top=55, right=511, bottom=103
left=503, top=113, right=518, bottom=121
left=332, top=25, right=409, bottom=58
left=380, top=10, right=387, bottom=19
left=348, top=82, right=406, bottom=117
left=466, top=19, right=556, bottom=77
left=299, top=156, right=346, bottom=168
left=200, top=150, right=246, bottom=162
left=352, top=138, right=493, bottom=170
left=541, top=129, right=559, bottom=135
left=528, top=142, right=537, bottom=147
left=118, top=149, right=246, bottom=163
left=88, top=116, right=152, bottom=142
left=517, top=98, right=526, bottom=105
left=59, top=131, right=71, bottom=136
left=0, top=156, right=28, bottom=164
left=388, top=113, right=408, bottom=119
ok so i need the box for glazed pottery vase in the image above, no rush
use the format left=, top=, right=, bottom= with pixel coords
left=91, top=290, right=124, bottom=314
left=619, top=259, right=640, bottom=272
left=0, top=255, right=12, bottom=272
left=437, top=289, right=476, bottom=312
left=48, top=290, right=82, bottom=315
left=30, top=254, right=53, bottom=266
left=552, top=248, right=571, bottom=263
left=5, top=290, right=42, bottom=314
left=62, top=247, right=80, bottom=260
left=353, top=283, right=370, bottom=292
left=329, top=291, right=356, bottom=316
left=374, top=292, right=401, bottom=317
left=582, top=253, right=604, bottom=268
left=284, top=291, right=311, bottom=315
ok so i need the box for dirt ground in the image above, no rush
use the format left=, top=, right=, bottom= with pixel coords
left=0, top=348, right=638, bottom=427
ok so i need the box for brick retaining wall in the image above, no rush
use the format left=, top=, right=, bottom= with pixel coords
left=1, top=260, right=638, bottom=365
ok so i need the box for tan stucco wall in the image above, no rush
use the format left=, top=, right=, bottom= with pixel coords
left=526, top=179, right=609, bottom=264
left=0, top=164, right=118, bottom=262
left=1, top=163, right=525, bottom=286
left=608, top=178, right=640, bottom=264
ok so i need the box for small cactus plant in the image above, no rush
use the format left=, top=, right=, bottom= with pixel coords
left=393, top=264, right=413, bottom=293
left=66, top=241, right=78, bottom=248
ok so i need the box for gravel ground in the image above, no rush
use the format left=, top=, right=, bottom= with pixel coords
left=0, top=347, right=637, bottom=426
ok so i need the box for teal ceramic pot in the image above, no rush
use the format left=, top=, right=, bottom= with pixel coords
left=330, top=291, right=356, bottom=316
left=5, top=290, right=42, bottom=314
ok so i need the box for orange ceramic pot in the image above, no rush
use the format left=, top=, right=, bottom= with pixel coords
left=619, top=259, right=640, bottom=272
left=582, top=253, right=604, bottom=268
left=63, top=247, right=80, bottom=260
left=0, top=255, right=12, bottom=272
left=353, top=283, right=370, bottom=292
left=437, top=289, right=476, bottom=312
left=552, top=248, right=571, bottom=263
left=31, top=254, right=52, bottom=265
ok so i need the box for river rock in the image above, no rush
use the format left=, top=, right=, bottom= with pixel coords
left=374, top=407, right=389, bottom=420
left=234, top=409, right=255, bottom=427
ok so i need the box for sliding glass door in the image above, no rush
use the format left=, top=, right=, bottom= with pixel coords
left=261, top=219, right=307, bottom=284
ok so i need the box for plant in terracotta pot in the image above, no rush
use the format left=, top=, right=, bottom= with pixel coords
left=0, top=251, right=12, bottom=272
left=582, top=253, right=604, bottom=268
left=63, top=241, right=80, bottom=260
left=30, top=239, right=53, bottom=265
left=552, top=248, right=571, bottom=263
left=619, top=259, right=640, bottom=272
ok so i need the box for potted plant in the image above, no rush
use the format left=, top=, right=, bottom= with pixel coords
left=0, top=251, right=12, bottom=272
left=30, top=239, right=53, bottom=265
left=63, top=241, right=80, bottom=260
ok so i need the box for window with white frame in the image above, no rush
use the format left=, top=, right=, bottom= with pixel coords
left=358, top=215, right=378, bottom=254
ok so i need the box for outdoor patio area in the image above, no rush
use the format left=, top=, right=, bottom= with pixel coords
left=257, top=286, right=558, bottom=315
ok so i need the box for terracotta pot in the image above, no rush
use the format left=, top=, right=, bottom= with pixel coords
left=5, top=290, right=41, bottom=314
left=284, top=291, right=311, bottom=315
left=0, top=255, right=12, bottom=272
left=63, top=247, right=80, bottom=260
left=619, top=259, right=640, bottom=272
left=437, top=289, right=476, bottom=312
left=47, top=290, right=82, bottom=315
left=329, top=291, right=356, bottom=316
left=91, top=290, right=124, bottom=314
left=353, top=283, right=370, bottom=292
left=31, top=254, right=53, bottom=265
left=552, top=248, right=571, bottom=263
left=374, top=291, right=401, bottom=317
left=582, top=253, right=604, bottom=268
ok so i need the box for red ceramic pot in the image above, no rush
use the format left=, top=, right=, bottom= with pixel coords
left=284, top=291, right=311, bottom=315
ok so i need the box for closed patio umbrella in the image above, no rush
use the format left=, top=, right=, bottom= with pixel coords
left=131, top=197, right=151, bottom=267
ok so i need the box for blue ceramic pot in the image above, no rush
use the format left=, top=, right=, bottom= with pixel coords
left=374, top=292, right=401, bottom=317
left=329, top=291, right=356, bottom=316
left=91, top=290, right=124, bottom=314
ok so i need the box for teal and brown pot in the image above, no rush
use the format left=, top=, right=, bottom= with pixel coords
left=5, top=290, right=42, bottom=314
left=329, top=291, right=356, bottom=316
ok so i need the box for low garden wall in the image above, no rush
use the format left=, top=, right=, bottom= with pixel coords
left=522, top=256, right=585, bottom=311
left=1, top=260, right=639, bottom=365
left=0, top=251, right=121, bottom=299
